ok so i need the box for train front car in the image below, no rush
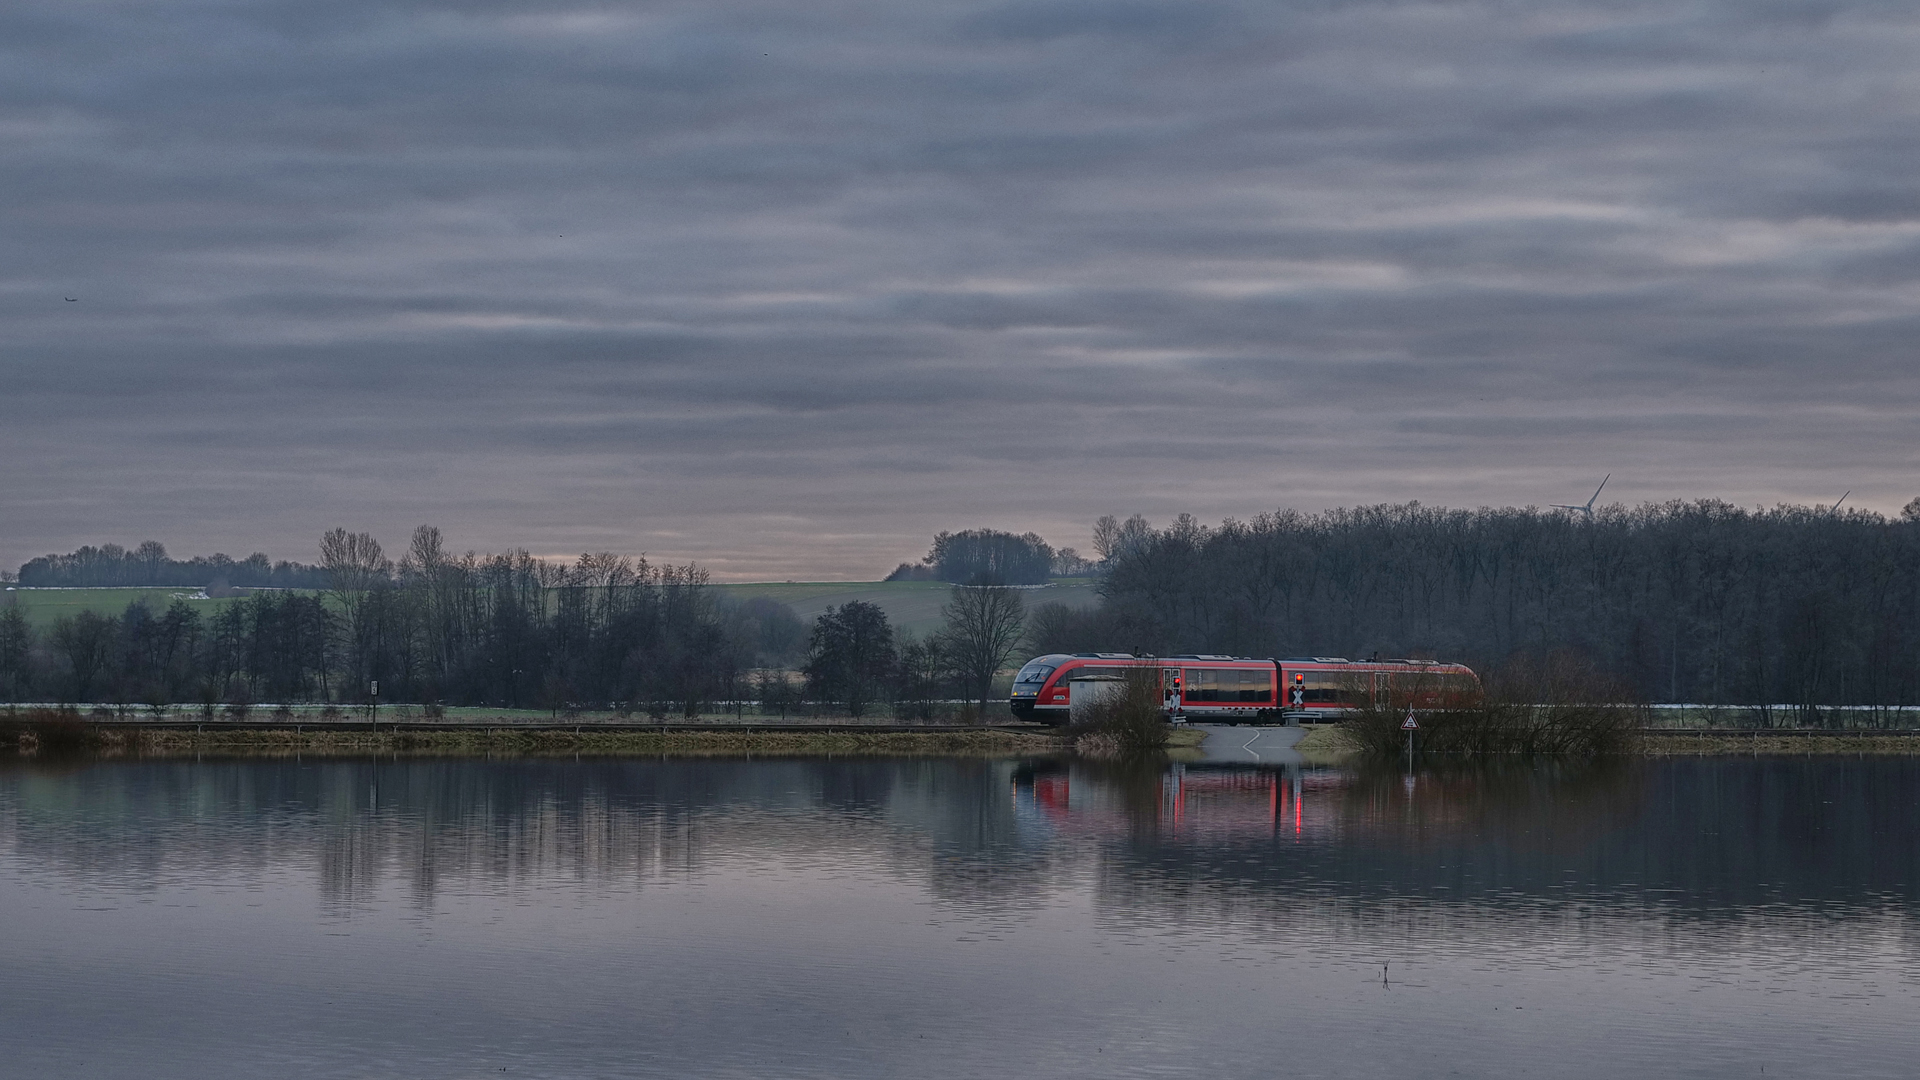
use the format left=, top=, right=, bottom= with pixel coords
left=1010, top=653, right=1283, bottom=725
left=1009, top=654, right=1069, bottom=719
left=1010, top=653, right=1145, bottom=724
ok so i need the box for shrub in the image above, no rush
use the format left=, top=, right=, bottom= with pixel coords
left=1069, top=666, right=1169, bottom=757
left=0, top=708, right=101, bottom=754
left=1342, top=652, right=1644, bottom=759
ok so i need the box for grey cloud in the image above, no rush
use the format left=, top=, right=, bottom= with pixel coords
left=4, top=0, right=1920, bottom=578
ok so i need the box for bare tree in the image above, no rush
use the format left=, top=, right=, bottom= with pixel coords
left=51, top=612, right=116, bottom=702
left=1092, top=514, right=1154, bottom=567
left=134, top=540, right=168, bottom=583
left=319, top=529, right=391, bottom=697
left=894, top=633, right=953, bottom=721
left=320, top=529, right=390, bottom=595
left=942, top=583, right=1026, bottom=715
left=0, top=606, right=29, bottom=701
left=1093, top=515, right=1121, bottom=564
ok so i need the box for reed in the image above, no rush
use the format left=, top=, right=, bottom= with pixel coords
left=0, top=708, right=106, bottom=754
left=1341, top=652, right=1645, bottom=759
left=1068, top=666, right=1170, bottom=758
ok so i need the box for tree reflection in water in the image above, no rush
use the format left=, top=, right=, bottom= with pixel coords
left=0, top=753, right=1916, bottom=1079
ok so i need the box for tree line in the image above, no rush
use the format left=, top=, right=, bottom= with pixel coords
left=15, top=542, right=328, bottom=589
left=885, top=528, right=1094, bottom=584
left=0, top=526, right=1035, bottom=718
left=1027, top=498, right=1920, bottom=711
left=21, top=497, right=1911, bottom=715
left=0, top=528, right=796, bottom=712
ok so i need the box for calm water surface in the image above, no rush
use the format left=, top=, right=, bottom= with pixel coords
left=0, top=753, right=1915, bottom=1078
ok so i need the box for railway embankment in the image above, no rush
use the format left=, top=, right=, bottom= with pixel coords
left=8, top=709, right=1919, bottom=758
left=0, top=709, right=1068, bottom=757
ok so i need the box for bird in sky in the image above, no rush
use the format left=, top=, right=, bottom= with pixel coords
left=64, top=296, right=77, bottom=302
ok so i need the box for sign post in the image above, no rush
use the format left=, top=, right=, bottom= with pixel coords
left=1401, top=708, right=1419, bottom=759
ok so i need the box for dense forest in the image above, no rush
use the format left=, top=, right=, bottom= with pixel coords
left=1028, top=499, right=1920, bottom=710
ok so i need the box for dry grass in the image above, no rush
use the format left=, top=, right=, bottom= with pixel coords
left=1067, top=667, right=1170, bottom=758
left=0, top=711, right=1067, bottom=759
left=1340, top=653, right=1646, bottom=759
left=1644, top=732, right=1920, bottom=755
left=0, top=708, right=103, bottom=755
left=1294, top=724, right=1357, bottom=760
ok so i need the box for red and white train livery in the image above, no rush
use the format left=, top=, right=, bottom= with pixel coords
left=1008, top=653, right=1480, bottom=724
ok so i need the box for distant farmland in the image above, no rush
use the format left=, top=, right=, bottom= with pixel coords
left=3, top=579, right=1104, bottom=637
left=1, top=586, right=250, bottom=629
left=712, top=579, right=1102, bottom=638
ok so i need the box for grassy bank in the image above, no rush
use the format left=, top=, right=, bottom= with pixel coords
left=1299, top=723, right=1920, bottom=758
left=0, top=722, right=1067, bottom=757
left=1642, top=731, right=1920, bottom=755
left=0, top=713, right=1067, bottom=759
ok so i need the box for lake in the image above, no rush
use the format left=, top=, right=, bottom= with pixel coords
left=0, top=752, right=1915, bottom=1078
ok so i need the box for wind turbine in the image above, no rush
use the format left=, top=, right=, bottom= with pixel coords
left=1552, top=474, right=1609, bottom=521
left=1826, top=491, right=1850, bottom=515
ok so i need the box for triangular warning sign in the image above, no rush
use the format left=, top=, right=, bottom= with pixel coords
left=1401, top=710, right=1419, bottom=730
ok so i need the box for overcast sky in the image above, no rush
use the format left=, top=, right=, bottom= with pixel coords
left=5, top=0, right=1918, bottom=579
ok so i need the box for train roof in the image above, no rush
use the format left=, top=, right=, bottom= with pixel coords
left=1031, top=653, right=1472, bottom=668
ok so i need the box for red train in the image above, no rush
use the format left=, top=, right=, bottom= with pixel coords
left=1008, top=653, right=1480, bottom=724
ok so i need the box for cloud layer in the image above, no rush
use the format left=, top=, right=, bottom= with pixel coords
left=5, top=0, right=1919, bottom=577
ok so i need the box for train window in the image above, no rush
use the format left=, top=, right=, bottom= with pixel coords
left=1182, top=669, right=1219, bottom=702
left=1237, top=668, right=1272, bottom=703
left=1057, top=665, right=1126, bottom=687
left=1179, top=668, right=1273, bottom=703
left=1015, top=662, right=1056, bottom=684
left=1303, top=672, right=1368, bottom=705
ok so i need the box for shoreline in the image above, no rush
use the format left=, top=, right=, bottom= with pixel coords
left=5, top=721, right=1918, bottom=759
left=1639, top=730, right=1920, bottom=755
left=2, top=724, right=1069, bottom=758
left=1285, top=724, right=1920, bottom=758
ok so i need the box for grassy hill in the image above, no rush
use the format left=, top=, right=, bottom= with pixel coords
left=2, top=587, right=248, bottom=629
left=713, top=578, right=1102, bottom=638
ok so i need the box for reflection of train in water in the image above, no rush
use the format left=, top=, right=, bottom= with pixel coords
left=1008, top=653, right=1479, bottom=724
left=1013, top=760, right=1352, bottom=842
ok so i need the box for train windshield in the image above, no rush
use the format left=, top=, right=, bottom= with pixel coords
left=1014, top=661, right=1056, bottom=684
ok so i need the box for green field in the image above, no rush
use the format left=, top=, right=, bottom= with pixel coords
left=1, top=587, right=251, bottom=629
left=3, top=579, right=1103, bottom=638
